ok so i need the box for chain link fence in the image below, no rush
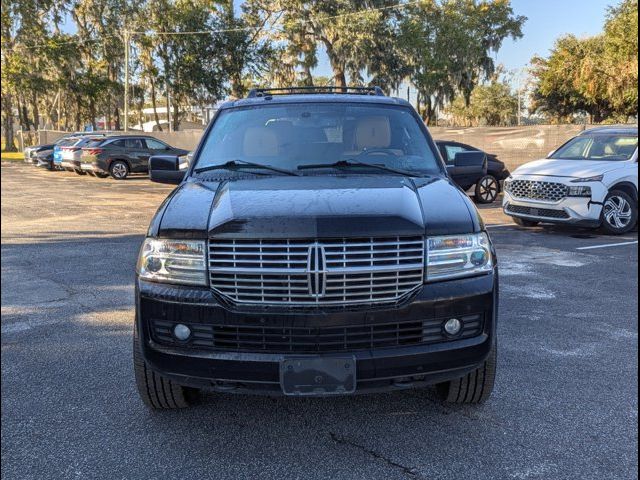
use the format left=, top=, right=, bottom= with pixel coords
left=429, top=124, right=595, bottom=171
left=16, top=123, right=637, bottom=171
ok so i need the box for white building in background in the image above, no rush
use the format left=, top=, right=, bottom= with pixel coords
left=131, top=103, right=224, bottom=132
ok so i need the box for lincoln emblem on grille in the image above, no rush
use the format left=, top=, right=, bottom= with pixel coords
left=306, top=243, right=327, bottom=298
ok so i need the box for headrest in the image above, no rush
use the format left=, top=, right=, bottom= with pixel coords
left=243, top=127, right=278, bottom=157
left=355, top=116, right=391, bottom=150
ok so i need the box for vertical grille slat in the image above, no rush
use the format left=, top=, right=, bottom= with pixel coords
left=209, top=237, right=425, bottom=307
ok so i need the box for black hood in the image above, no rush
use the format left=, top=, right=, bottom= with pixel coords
left=151, top=174, right=482, bottom=239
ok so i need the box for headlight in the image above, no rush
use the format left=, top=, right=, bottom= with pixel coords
left=567, top=186, right=592, bottom=197
left=136, top=238, right=207, bottom=285
left=426, top=233, right=493, bottom=281
left=571, top=175, right=603, bottom=183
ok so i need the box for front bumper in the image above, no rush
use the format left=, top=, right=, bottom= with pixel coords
left=503, top=176, right=607, bottom=227
left=136, top=272, right=498, bottom=396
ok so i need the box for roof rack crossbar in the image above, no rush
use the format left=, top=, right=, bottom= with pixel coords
left=247, top=86, right=385, bottom=98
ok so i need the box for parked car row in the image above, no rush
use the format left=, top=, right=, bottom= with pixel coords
left=25, top=133, right=188, bottom=179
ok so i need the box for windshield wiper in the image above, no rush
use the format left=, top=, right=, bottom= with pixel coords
left=194, top=160, right=300, bottom=176
left=298, top=159, right=421, bottom=177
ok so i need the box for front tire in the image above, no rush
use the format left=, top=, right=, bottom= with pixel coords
left=436, top=343, right=497, bottom=404
left=133, top=328, right=198, bottom=409
left=109, top=160, right=129, bottom=180
left=74, top=168, right=87, bottom=175
left=512, top=217, right=539, bottom=227
left=474, top=175, right=500, bottom=204
left=601, top=190, right=637, bottom=235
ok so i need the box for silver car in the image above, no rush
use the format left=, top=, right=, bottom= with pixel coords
left=59, top=135, right=109, bottom=175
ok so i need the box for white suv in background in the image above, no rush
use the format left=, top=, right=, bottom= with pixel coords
left=503, top=127, right=638, bottom=234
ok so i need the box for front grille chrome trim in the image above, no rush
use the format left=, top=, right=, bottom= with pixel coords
left=208, top=236, right=425, bottom=307
left=506, top=180, right=569, bottom=202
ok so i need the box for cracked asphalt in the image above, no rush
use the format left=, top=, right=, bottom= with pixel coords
left=2, top=161, right=638, bottom=480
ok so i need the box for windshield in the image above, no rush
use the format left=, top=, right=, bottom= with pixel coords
left=194, top=103, right=441, bottom=174
left=551, top=134, right=638, bottom=161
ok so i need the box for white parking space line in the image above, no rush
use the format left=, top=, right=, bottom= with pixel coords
left=486, top=223, right=515, bottom=228
left=576, top=240, right=638, bottom=251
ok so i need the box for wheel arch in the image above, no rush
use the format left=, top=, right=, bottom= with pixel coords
left=108, top=157, right=132, bottom=170
left=609, top=181, right=638, bottom=202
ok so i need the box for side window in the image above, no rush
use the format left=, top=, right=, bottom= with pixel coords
left=145, top=138, right=169, bottom=150
left=109, top=140, right=127, bottom=148
left=444, top=145, right=467, bottom=164
left=125, top=138, right=144, bottom=149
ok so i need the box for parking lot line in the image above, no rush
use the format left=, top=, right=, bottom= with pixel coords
left=576, top=240, right=638, bottom=251
left=486, top=223, right=515, bottom=228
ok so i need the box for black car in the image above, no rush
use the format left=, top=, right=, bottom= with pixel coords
left=134, top=87, right=498, bottom=409
left=79, top=135, right=188, bottom=179
left=436, top=140, right=511, bottom=204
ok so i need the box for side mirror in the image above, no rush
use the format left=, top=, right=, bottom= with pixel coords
left=452, top=151, right=487, bottom=175
left=149, top=155, right=185, bottom=184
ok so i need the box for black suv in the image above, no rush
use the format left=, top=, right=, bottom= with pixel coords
left=134, top=87, right=498, bottom=409
left=436, top=140, right=511, bottom=204
left=79, top=135, right=188, bottom=179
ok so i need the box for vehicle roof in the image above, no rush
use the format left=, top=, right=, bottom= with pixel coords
left=220, top=94, right=413, bottom=110
left=579, top=126, right=638, bottom=136
left=99, top=135, right=162, bottom=140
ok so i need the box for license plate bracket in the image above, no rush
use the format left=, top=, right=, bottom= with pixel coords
left=280, top=356, right=356, bottom=396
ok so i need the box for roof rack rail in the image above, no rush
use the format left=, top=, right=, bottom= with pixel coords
left=247, top=86, right=386, bottom=98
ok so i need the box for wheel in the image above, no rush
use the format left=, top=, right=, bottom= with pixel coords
left=436, top=342, right=497, bottom=404
left=512, top=217, right=539, bottom=227
left=474, top=175, right=500, bottom=204
left=109, top=160, right=129, bottom=180
left=74, top=168, right=87, bottom=175
left=133, top=327, right=198, bottom=409
left=601, top=190, right=637, bottom=235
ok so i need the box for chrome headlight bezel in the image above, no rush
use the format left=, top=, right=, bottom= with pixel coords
left=425, top=232, right=493, bottom=282
left=570, top=175, right=603, bottom=183
left=136, top=238, right=208, bottom=286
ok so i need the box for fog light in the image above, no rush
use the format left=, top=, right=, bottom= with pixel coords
left=444, top=318, right=462, bottom=336
left=173, top=323, right=191, bottom=341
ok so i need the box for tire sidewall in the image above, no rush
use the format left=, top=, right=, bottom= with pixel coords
left=110, top=160, right=129, bottom=180
left=601, top=190, right=638, bottom=235
left=475, top=175, right=499, bottom=204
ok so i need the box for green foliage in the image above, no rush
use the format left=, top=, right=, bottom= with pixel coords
left=398, top=0, right=526, bottom=123
left=530, top=0, right=638, bottom=123
left=447, top=79, right=518, bottom=126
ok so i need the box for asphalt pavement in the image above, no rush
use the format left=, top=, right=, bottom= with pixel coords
left=1, top=162, right=638, bottom=480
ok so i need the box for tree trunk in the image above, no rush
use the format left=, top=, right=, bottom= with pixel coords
left=1, top=92, right=17, bottom=151
left=172, top=101, right=179, bottom=131
left=322, top=39, right=347, bottom=88
left=89, top=98, right=97, bottom=130
left=150, top=77, right=163, bottom=132
left=32, top=93, right=40, bottom=131
left=114, top=107, right=121, bottom=131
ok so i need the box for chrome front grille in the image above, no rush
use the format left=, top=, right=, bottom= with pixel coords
left=208, top=236, right=425, bottom=306
left=506, top=180, right=568, bottom=202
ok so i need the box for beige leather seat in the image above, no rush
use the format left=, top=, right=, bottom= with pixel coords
left=344, top=116, right=402, bottom=157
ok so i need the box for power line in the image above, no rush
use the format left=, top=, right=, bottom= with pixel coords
left=13, top=0, right=425, bottom=49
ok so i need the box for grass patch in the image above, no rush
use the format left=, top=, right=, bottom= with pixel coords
left=1, top=151, right=24, bottom=161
